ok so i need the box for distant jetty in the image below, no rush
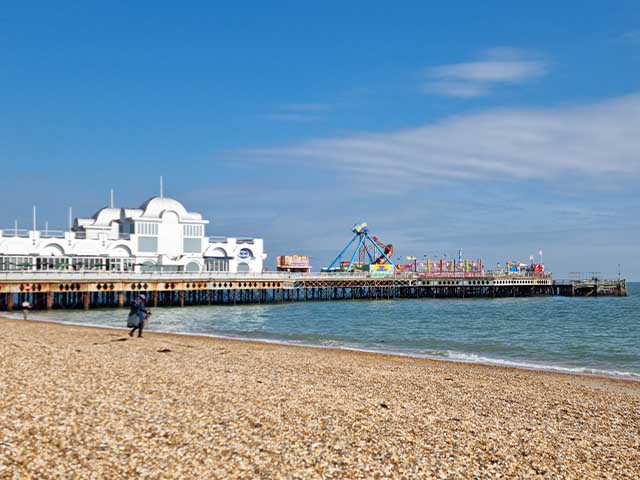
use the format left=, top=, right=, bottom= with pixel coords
left=553, top=278, right=627, bottom=297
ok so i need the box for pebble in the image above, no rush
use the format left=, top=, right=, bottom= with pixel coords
left=1, top=317, right=639, bottom=478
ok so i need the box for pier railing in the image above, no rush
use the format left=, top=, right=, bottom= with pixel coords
left=0, top=271, right=299, bottom=281
left=0, top=270, right=553, bottom=282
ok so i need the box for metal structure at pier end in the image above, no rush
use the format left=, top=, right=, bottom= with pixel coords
left=324, top=223, right=394, bottom=273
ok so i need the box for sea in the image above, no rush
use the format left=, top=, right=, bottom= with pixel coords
left=20, top=282, right=640, bottom=380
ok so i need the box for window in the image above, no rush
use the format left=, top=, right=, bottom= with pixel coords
left=183, top=224, right=203, bottom=237
left=138, top=237, right=158, bottom=252
left=3, top=256, right=35, bottom=270
left=185, top=261, right=201, bottom=272
left=0, top=256, right=32, bottom=271
left=136, top=222, right=158, bottom=235
left=141, top=261, right=157, bottom=272
left=36, top=257, right=70, bottom=271
left=206, top=258, right=229, bottom=272
left=183, top=238, right=201, bottom=253
left=69, top=257, right=107, bottom=271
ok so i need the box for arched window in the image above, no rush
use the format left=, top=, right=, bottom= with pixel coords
left=141, top=261, right=156, bottom=272
left=185, top=261, right=201, bottom=273
left=42, top=244, right=65, bottom=256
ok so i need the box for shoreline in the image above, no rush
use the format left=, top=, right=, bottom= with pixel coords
left=3, top=313, right=639, bottom=384
left=2, top=314, right=640, bottom=390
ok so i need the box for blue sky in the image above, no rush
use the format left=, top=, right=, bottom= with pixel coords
left=1, top=2, right=639, bottom=277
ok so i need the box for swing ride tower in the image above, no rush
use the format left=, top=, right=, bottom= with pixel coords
left=324, top=223, right=395, bottom=272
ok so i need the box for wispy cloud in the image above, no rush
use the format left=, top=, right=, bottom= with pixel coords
left=620, top=30, right=640, bottom=43
left=245, top=92, right=640, bottom=185
left=423, top=81, right=490, bottom=99
left=228, top=92, right=640, bottom=274
left=266, top=103, right=332, bottom=122
left=424, top=47, right=547, bottom=97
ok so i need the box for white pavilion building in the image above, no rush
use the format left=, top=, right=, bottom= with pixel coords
left=0, top=197, right=265, bottom=274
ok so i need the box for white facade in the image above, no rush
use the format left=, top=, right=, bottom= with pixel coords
left=0, top=197, right=265, bottom=274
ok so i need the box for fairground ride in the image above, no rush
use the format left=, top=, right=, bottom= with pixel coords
left=323, top=223, right=395, bottom=272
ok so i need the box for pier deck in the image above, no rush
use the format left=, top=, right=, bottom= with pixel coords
left=552, top=278, right=628, bottom=297
left=0, top=272, right=626, bottom=311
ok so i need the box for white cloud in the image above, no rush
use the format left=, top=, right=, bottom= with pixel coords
left=621, top=31, right=640, bottom=43
left=424, top=47, right=547, bottom=97
left=266, top=103, right=333, bottom=121
left=423, top=81, right=490, bottom=98
left=430, top=59, right=545, bottom=83
left=246, top=92, right=640, bottom=185
left=207, top=94, right=640, bottom=273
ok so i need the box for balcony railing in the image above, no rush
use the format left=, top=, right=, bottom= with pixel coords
left=40, top=230, right=66, bottom=239
left=0, top=229, right=31, bottom=238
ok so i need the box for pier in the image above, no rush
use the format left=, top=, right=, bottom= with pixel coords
left=0, top=271, right=626, bottom=311
left=553, top=278, right=628, bottom=297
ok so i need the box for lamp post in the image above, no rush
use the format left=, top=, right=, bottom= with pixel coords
left=618, top=264, right=621, bottom=281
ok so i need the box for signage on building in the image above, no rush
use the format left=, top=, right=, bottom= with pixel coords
left=277, top=255, right=310, bottom=268
left=238, top=248, right=253, bottom=260
left=369, top=264, right=394, bottom=276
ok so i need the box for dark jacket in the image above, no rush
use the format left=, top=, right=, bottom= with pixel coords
left=131, top=299, right=148, bottom=320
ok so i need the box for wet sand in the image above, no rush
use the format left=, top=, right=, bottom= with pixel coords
left=1, top=316, right=639, bottom=478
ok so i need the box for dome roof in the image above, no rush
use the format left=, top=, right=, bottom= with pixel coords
left=91, top=207, right=122, bottom=226
left=138, top=196, right=203, bottom=221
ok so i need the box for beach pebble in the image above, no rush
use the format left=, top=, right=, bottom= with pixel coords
left=1, top=317, right=639, bottom=478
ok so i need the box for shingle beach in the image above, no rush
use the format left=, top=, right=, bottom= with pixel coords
left=1, top=317, right=639, bottom=479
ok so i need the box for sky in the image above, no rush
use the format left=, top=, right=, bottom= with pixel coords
left=1, top=2, right=639, bottom=278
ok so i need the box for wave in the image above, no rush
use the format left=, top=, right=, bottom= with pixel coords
left=432, top=350, right=640, bottom=380
left=6, top=314, right=640, bottom=381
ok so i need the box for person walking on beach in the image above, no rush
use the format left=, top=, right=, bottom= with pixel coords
left=21, top=300, right=31, bottom=320
left=128, top=294, right=150, bottom=338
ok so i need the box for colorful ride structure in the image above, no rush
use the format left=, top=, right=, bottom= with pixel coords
left=323, top=223, right=394, bottom=273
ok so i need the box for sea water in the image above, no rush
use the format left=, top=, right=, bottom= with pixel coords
left=23, top=283, right=640, bottom=380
